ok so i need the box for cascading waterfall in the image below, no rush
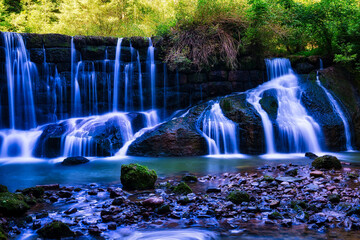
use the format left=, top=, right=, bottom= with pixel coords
left=247, top=58, right=323, bottom=153
left=147, top=38, right=156, bottom=110
left=316, top=72, right=353, bottom=151
left=199, top=102, right=239, bottom=155
left=3, top=32, right=37, bottom=130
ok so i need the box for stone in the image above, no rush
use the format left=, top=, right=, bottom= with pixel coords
left=57, top=191, right=72, bottom=198
left=88, top=225, right=101, bottom=236
left=305, top=184, right=320, bottom=192
left=310, top=170, right=324, bottom=178
left=312, top=155, right=342, bottom=170
left=0, top=192, right=30, bottom=217
left=37, top=221, right=75, bottom=239
left=108, top=222, right=117, bottom=230
left=270, top=200, right=280, bottom=208
left=143, top=197, right=164, bottom=206
left=206, top=188, right=221, bottom=193
left=21, top=187, right=44, bottom=198
left=285, top=168, right=298, bottom=177
left=182, top=175, right=198, bottom=182
left=120, top=163, right=157, bottom=190
left=328, top=194, right=341, bottom=204
left=112, top=197, right=125, bottom=206
left=64, top=207, right=78, bottom=214
left=61, top=156, right=90, bottom=166
left=227, top=191, right=250, bottom=204
left=259, top=93, right=278, bottom=121
left=305, top=152, right=318, bottom=160
left=157, top=204, right=171, bottom=214
left=275, top=177, right=302, bottom=183
left=173, top=182, right=192, bottom=195
left=268, top=211, right=283, bottom=220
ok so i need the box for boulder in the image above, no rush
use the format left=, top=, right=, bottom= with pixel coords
left=312, top=155, right=342, bottom=170
left=120, top=163, right=157, bottom=190
left=259, top=90, right=278, bottom=121
left=305, top=152, right=318, bottom=160
left=227, top=190, right=250, bottom=204
left=37, top=221, right=75, bottom=239
left=128, top=104, right=208, bottom=157
left=173, top=182, right=192, bottom=195
left=62, top=156, right=89, bottom=166
left=220, top=94, right=265, bottom=154
left=0, top=192, right=30, bottom=217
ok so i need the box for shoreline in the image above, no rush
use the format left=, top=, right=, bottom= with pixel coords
left=1, top=158, right=360, bottom=239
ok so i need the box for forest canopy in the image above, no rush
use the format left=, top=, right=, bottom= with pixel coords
left=0, top=0, right=359, bottom=71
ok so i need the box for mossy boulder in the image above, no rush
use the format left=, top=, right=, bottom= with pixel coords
left=21, top=187, right=44, bottom=198
left=268, top=211, right=283, bottom=220
left=61, top=156, right=89, bottom=166
left=227, top=190, right=250, bottom=204
left=173, top=182, right=192, bottom=195
left=312, top=155, right=342, bottom=170
left=120, top=163, right=157, bottom=190
left=37, top=221, right=75, bottom=239
left=0, top=192, right=30, bottom=217
left=182, top=175, right=198, bottom=182
left=0, top=185, right=8, bottom=193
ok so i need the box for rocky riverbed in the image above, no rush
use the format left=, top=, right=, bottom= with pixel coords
left=1, top=155, right=360, bottom=239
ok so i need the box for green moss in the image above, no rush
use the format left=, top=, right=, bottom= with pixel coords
left=268, top=211, right=283, bottom=220
left=120, top=163, right=157, bottom=190
left=263, top=175, right=275, bottom=182
left=347, top=173, right=359, bottom=179
left=290, top=200, right=307, bottom=209
left=157, top=204, right=171, bottom=214
left=0, top=192, right=30, bottom=217
left=173, top=182, right=192, bottom=195
left=37, top=221, right=74, bottom=239
left=312, top=155, right=342, bottom=170
left=227, top=190, right=250, bottom=204
left=182, top=175, right=198, bottom=182
left=0, top=185, right=8, bottom=193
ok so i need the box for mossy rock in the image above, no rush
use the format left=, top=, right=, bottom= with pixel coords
left=120, top=163, right=157, bottom=190
left=263, top=175, right=274, bottom=182
left=21, top=187, right=44, bottom=198
left=0, top=185, right=8, bottom=193
left=182, top=175, right=198, bottom=182
left=268, top=211, right=283, bottom=220
left=37, top=221, right=75, bottom=239
left=227, top=190, right=250, bottom=204
left=157, top=204, right=171, bottom=214
left=259, top=94, right=278, bottom=121
left=173, top=182, right=192, bottom=195
left=0, top=192, right=30, bottom=217
left=290, top=200, right=307, bottom=209
left=312, top=155, right=342, bottom=170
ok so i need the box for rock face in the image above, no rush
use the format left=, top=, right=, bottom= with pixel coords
left=312, top=155, right=342, bottom=170
left=61, top=156, right=89, bottom=166
left=120, top=163, right=157, bottom=190
left=37, top=221, right=75, bottom=239
left=220, top=93, right=265, bottom=154
left=128, top=104, right=208, bottom=157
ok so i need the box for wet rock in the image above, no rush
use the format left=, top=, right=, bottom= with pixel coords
left=88, top=225, right=102, bottom=236
left=57, top=191, right=72, bottom=198
left=21, top=186, right=45, bottom=199
left=281, top=219, right=292, bottom=227
left=305, top=152, right=318, bottom=160
left=206, top=188, right=221, bottom=193
left=120, top=163, right=157, bottom=190
left=309, top=213, right=327, bottom=225
left=270, top=200, right=280, bottom=209
left=312, top=155, right=342, bottom=170
left=37, top=221, right=75, bottom=239
left=61, top=156, right=89, bottom=166
left=305, top=184, right=320, bottom=192
left=112, top=197, right=125, bottom=206
left=310, top=170, right=324, bottom=178
left=259, top=94, right=278, bottom=121
left=263, top=175, right=275, bottom=182
left=108, top=222, right=117, bottom=230
left=108, top=188, right=122, bottom=198
left=275, top=177, right=302, bottom=183
left=32, top=220, right=42, bottom=230
left=35, top=212, right=49, bottom=219
left=157, top=204, right=171, bottom=214
left=49, top=195, right=59, bottom=202
left=36, top=184, right=59, bottom=190
left=328, top=194, right=340, bottom=204
left=0, top=192, right=30, bottom=217
left=143, top=197, right=164, bottom=207
left=173, top=182, right=192, bottom=195
left=285, top=168, right=298, bottom=177
left=88, top=190, right=98, bottom=196
left=64, top=207, right=78, bottom=214
left=227, top=191, right=250, bottom=204
left=268, top=211, right=283, bottom=220
left=238, top=178, right=247, bottom=185
left=182, top=175, right=198, bottom=182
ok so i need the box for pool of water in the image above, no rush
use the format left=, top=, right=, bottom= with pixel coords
left=1, top=152, right=359, bottom=192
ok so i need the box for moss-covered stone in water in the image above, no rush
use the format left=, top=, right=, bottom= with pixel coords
left=347, top=173, right=359, bottom=179
left=37, top=221, right=74, bottom=239
left=21, top=187, right=44, bottom=198
left=182, top=175, right=198, bottom=182
left=290, top=200, right=307, bottom=209
left=157, top=204, right=171, bottom=214
left=0, top=185, right=8, bottom=193
left=268, top=211, right=283, bottom=220
left=227, top=190, right=250, bottom=204
left=0, top=192, right=30, bottom=217
left=263, top=175, right=274, bottom=182
left=120, top=163, right=157, bottom=190
left=312, top=155, right=342, bottom=170
left=173, top=182, right=192, bottom=195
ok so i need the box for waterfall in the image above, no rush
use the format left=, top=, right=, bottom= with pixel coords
left=3, top=32, right=37, bottom=129
left=247, top=58, right=323, bottom=153
left=147, top=38, right=156, bottom=110
left=199, top=102, right=239, bottom=155
left=113, top=38, right=123, bottom=112
left=137, top=51, right=144, bottom=111
left=316, top=73, right=353, bottom=151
